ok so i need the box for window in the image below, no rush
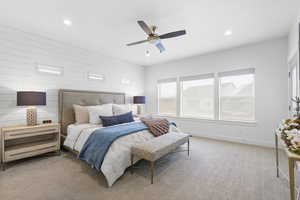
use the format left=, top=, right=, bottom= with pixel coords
left=180, top=74, right=214, bottom=119
left=291, top=66, right=298, bottom=112
left=288, top=54, right=299, bottom=117
left=218, top=69, right=255, bottom=121
left=157, top=79, right=177, bottom=116
left=157, top=68, right=255, bottom=122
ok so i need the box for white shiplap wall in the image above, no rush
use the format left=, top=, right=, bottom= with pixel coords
left=0, top=25, right=145, bottom=126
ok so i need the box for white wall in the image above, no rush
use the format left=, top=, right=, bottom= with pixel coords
left=288, top=15, right=299, bottom=60
left=145, top=38, right=288, bottom=147
left=0, top=25, right=145, bottom=126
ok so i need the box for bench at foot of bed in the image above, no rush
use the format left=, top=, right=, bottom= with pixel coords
left=131, top=132, right=190, bottom=184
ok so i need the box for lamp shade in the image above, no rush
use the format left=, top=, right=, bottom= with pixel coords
left=133, top=96, right=145, bottom=104
left=17, top=91, right=46, bottom=106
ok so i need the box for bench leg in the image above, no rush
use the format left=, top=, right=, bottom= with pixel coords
left=150, top=161, right=154, bottom=184
left=275, top=133, right=279, bottom=178
left=130, top=154, right=134, bottom=174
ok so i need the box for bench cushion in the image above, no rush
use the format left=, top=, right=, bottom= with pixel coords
left=132, top=132, right=189, bottom=161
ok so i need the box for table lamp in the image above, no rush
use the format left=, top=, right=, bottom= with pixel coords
left=133, top=96, right=145, bottom=115
left=17, top=91, right=46, bottom=126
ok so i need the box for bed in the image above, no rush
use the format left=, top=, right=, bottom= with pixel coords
left=59, top=89, right=179, bottom=187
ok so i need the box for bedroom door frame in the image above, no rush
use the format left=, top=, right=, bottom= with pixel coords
left=288, top=53, right=299, bottom=117
left=288, top=23, right=300, bottom=117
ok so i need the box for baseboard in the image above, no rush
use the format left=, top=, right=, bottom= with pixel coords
left=191, top=133, right=275, bottom=148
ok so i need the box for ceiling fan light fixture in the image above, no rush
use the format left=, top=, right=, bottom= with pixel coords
left=127, top=20, right=186, bottom=53
left=149, top=38, right=160, bottom=44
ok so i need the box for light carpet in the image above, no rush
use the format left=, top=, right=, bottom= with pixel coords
left=0, top=137, right=290, bottom=200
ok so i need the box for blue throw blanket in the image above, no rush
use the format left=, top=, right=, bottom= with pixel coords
left=78, top=122, right=148, bottom=170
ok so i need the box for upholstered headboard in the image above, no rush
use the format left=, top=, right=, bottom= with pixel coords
left=58, top=89, right=125, bottom=136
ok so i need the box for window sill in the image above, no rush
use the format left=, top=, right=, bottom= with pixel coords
left=153, top=114, right=257, bottom=127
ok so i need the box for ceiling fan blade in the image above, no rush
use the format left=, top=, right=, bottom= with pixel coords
left=137, top=20, right=153, bottom=35
left=156, top=42, right=166, bottom=53
left=159, top=30, right=186, bottom=39
left=126, top=39, right=148, bottom=46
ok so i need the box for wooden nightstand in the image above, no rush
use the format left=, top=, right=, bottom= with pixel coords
left=0, top=123, right=60, bottom=170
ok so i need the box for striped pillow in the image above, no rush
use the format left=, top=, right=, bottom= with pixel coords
left=141, top=118, right=170, bottom=137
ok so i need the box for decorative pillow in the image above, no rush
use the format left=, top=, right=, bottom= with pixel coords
left=88, top=104, right=113, bottom=124
left=73, top=104, right=89, bottom=124
left=113, top=104, right=137, bottom=116
left=100, top=112, right=134, bottom=127
left=141, top=118, right=170, bottom=137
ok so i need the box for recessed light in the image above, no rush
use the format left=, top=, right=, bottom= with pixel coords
left=224, top=30, right=232, bottom=36
left=63, top=19, right=72, bottom=26
left=145, top=50, right=150, bottom=57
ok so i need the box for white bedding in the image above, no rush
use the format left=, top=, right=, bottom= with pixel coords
left=64, top=122, right=180, bottom=187
left=64, top=123, right=102, bottom=150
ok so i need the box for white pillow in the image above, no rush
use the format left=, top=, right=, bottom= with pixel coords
left=88, top=104, right=113, bottom=124
left=113, top=104, right=136, bottom=115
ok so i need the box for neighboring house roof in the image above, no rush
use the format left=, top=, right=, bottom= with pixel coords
left=183, top=82, right=253, bottom=99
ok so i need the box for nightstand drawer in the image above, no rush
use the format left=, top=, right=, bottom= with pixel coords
left=4, top=141, right=58, bottom=162
left=4, top=127, right=59, bottom=140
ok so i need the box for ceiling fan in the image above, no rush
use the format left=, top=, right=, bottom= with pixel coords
left=126, top=20, right=186, bottom=53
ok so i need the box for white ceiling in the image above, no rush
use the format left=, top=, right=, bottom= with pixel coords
left=0, top=0, right=299, bottom=66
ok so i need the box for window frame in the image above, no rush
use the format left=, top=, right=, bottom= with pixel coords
left=179, top=73, right=215, bottom=119
left=157, top=78, right=178, bottom=116
left=288, top=53, right=299, bottom=117
left=217, top=68, right=256, bottom=122
left=157, top=68, right=256, bottom=124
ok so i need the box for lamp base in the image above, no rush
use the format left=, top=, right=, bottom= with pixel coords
left=27, top=107, right=37, bottom=126
left=137, top=104, right=145, bottom=115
